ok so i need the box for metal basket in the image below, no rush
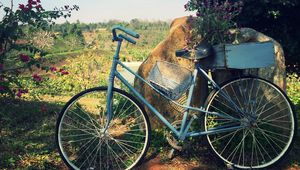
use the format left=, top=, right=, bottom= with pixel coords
left=148, top=61, right=193, bottom=100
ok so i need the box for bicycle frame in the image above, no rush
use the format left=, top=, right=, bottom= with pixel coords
left=106, top=40, right=246, bottom=141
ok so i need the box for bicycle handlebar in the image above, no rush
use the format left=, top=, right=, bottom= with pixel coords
left=118, top=34, right=137, bottom=44
left=112, top=25, right=140, bottom=44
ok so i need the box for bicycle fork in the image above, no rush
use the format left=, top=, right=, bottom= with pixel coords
left=104, top=40, right=123, bottom=131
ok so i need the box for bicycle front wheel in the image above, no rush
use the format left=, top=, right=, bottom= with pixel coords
left=56, top=87, right=151, bottom=170
left=205, top=77, right=297, bottom=169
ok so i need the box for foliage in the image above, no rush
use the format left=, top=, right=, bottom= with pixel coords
left=29, top=51, right=112, bottom=96
left=287, top=73, right=300, bottom=105
left=0, top=0, right=78, bottom=98
left=185, top=0, right=243, bottom=46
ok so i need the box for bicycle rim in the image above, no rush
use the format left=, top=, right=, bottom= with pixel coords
left=56, top=87, right=150, bottom=170
left=205, top=77, right=296, bottom=169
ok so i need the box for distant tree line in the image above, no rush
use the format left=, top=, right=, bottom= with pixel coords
left=52, top=19, right=170, bottom=33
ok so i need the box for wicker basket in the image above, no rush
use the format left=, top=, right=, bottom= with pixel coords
left=148, top=61, right=193, bottom=100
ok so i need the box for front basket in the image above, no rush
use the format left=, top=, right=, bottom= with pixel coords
left=148, top=61, right=192, bottom=100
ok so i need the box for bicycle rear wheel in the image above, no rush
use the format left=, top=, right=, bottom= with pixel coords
left=205, top=77, right=297, bottom=169
left=56, top=87, right=151, bottom=170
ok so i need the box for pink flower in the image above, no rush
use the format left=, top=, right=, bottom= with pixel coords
left=59, top=69, right=69, bottom=75
left=0, top=85, right=5, bottom=91
left=19, top=4, right=25, bottom=10
left=16, top=91, right=22, bottom=97
left=15, top=89, right=28, bottom=97
left=32, top=74, right=42, bottom=82
left=61, top=71, right=69, bottom=75
left=50, top=67, right=57, bottom=72
left=27, top=3, right=32, bottom=9
left=20, top=89, right=29, bottom=93
left=36, top=4, right=43, bottom=11
left=20, top=54, right=30, bottom=63
left=37, top=0, right=41, bottom=3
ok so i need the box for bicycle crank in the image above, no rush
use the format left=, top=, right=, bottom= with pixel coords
left=165, top=120, right=191, bottom=151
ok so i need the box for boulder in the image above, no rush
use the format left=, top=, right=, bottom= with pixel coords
left=134, top=16, right=286, bottom=127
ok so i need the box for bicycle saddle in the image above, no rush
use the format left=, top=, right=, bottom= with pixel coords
left=176, top=42, right=213, bottom=60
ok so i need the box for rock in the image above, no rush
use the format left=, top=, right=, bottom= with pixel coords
left=134, top=17, right=286, bottom=127
left=230, top=28, right=286, bottom=90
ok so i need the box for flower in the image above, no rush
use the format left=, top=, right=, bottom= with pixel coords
left=50, top=67, right=57, bottom=72
left=20, top=54, right=30, bottom=63
left=19, top=4, right=25, bottom=10
left=15, top=89, right=28, bottom=97
left=27, top=3, right=32, bottom=9
left=59, top=69, right=69, bottom=75
left=36, top=4, right=43, bottom=11
left=31, top=1, right=37, bottom=5
left=0, top=85, right=5, bottom=91
left=185, top=0, right=243, bottom=45
left=61, top=71, right=69, bottom=75
left=32, top=74, right=42, bottom=82
left=0, top=75, right=4, bottom=82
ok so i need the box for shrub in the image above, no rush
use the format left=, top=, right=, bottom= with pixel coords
left=0, top=0, right=79, bottom=98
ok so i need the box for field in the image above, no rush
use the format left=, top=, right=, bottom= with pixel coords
left=1, top=24, right=300, bottom=169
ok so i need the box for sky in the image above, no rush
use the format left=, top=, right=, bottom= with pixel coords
left=2, top=0, right=194, bottom=23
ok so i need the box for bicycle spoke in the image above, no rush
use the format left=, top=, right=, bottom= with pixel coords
left=114, top=138, right=145, bottom=149
left=66, top=113, right=99, bottom=134
left=106, top=139, right=127, bottom=169
left=230, top=83, right=243, bottom=109
left=57, top=88, right=149, bottom=170
left=256, top=95, right=281, bottom=119
left=205, top=78, right=296, bottom=169
left=260, top=106, right=288, bottom=121
left=210, top=104, right=239, bottom=121
left=255, top=128, right=281, bottom=154
left=62, top=121, right=97, bottom=136
left=78, top=138, right=101, bottom=169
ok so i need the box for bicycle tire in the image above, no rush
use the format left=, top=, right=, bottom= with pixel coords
left=204, top=76, right=297, bottom=169
left=56, top=87, right=151, bottom=170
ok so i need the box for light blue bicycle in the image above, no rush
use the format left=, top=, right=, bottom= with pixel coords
left=56, top=26, right=297, bottom=170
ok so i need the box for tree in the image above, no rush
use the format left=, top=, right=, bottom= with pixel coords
left=0, top=0, right=79, bottom=97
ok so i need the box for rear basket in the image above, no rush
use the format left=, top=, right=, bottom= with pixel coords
left=148, top=61, right=193, bottom=100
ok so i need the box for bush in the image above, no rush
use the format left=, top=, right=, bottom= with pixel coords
left=0, top=0, right=78, bottom=98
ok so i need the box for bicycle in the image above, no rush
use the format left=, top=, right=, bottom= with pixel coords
left=56, top=25, right=297, bottom=170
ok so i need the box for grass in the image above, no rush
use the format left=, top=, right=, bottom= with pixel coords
left=0, top=98, right=67, bottom=169
left=0, top=82, right=299, bottom=169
